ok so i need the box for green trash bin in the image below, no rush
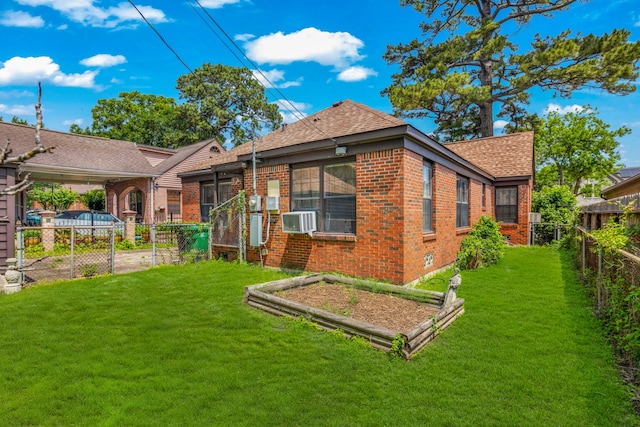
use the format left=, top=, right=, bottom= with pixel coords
left=178, top=226, right=209, bottom=253
left=190, top=229, right=209, bottom=251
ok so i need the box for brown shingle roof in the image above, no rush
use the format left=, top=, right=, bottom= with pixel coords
left=186, top=100, right=407, bottom=172
left=150, top=138, right=224, bottom=174
left=0, top=121, right=155, bottom=176
left=444, top=132, right=534, bottom=178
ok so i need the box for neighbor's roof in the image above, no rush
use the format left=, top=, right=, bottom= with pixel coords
left=444, top=132, right=534, bottom=178
left=185, top=100, right=407, bottom=173
left=0, top=121, right=156, bottom=182
left=150, top=138, right=224, bottom=175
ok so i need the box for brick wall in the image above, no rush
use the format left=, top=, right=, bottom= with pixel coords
left=106, top=178, right=152, bottom=223
left=182, top=181, right=201, bottom=222
left=181, top=147, right=531, bottom=283
left=498, top=180, right=532, bottom=245
left=245, top=149, right=499, bottom=284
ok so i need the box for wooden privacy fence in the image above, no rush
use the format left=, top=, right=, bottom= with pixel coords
left=244, top=273, right=465, bottom=360
left=576, top=226, right=640, bottom=313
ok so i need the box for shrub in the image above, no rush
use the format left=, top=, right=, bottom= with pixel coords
left=80, top=189, right=105, bottom=211
left=531, top=185, right=577, bottom=245
left=23, top=229, right=42, bottom=239
left=456, top=216, right=506, bottom=270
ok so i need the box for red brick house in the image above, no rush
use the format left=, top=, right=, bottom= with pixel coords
left=179, top=100, right=534, bottom=284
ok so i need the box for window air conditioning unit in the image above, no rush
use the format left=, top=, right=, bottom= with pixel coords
left=282, top=211, right=316, bottom=235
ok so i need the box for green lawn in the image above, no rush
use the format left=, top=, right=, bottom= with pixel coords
left=0, top=247, right=637, bottom=426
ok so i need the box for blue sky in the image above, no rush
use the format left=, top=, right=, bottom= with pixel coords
left=1, top=0, right=639, bottom=166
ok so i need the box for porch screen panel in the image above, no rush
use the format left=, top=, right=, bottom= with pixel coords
left=496, top=187, right=518, bottom=223
left=323, top=163, right=356, bottom=233
left=216, top=181, right=233, bottom=227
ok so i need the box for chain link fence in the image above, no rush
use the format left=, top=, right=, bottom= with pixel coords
left=18, top=225, right=117, bottom=283
left=15, top=215, right=246, bottom=285
left=529, top=222, right=574, bottom=246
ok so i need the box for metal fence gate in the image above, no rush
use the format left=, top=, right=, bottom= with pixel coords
left=207, top=193, right=246, bottom=263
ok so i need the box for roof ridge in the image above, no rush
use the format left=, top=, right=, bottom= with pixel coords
left=444, top=131, right=534, bottom=145
left=0, top=121, right=138, bottom=146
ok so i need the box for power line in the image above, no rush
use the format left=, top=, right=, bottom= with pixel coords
left=127, top=0, right=193, bottom=74
left=188, top=0, right=335, bottom=141
left=130, top=0, right=335, bottom=143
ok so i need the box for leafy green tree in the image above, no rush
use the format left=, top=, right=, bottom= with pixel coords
left=535, top=107, right=628, bottom=195
left=11, top=116, right=29, bottom=126
left=532, top=185, right=576, bottom=244
left=176, top=63, right=282, bottom=147
left=29, top=185, right=78, bottom=212
left=383, top=0, right=640, bottom=141
left=68, top=123, right=91, bottom=135
left=74, top=91, right=194, bottom=148
left=80, top=189, right=106, bottom=211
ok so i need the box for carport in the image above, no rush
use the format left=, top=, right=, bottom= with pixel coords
left=0, top=122, right=158, bottom=266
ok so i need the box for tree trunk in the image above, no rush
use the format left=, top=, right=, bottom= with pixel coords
left=478, top=58, right=494, bottom=138
left=478, top=101, right=494, bottom=138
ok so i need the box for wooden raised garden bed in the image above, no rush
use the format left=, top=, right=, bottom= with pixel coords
left=244, top=273, right=464, bottom=360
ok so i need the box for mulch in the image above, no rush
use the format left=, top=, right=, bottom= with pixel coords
left=277, top=283, right=440, bottom=332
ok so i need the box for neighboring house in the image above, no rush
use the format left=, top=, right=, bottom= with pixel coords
left=107, top=139, right=224, bottom=223
left=582, top=166, right=640, bottom=229
left=0, top=122, right=156, bottom=265
left=0, top=122, right=224, bottom=265
left=179, top=100, right=534, bottom=284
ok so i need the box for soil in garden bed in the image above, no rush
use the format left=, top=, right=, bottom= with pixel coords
left=276, top=283, right=440, bottom=332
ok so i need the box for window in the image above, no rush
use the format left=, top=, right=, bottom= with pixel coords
left=496, top=187, right=518, bottom=224
left=456, top=176, right=469, bottom=228
left=167, top=191, right=181, bottom=216
left=128, top=190, right=143, bottom=222
left=200, top=180, right=232, bottom=222
left=423, top=163, right=433, bottom=232
left=200, top=183, right=215, bottom=222
left=292, top=161, right=356, bottom=233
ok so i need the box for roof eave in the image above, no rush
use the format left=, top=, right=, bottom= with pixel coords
left=20, top=164, right=158, bottom=184
left=601, top=173, right=640, bottom=199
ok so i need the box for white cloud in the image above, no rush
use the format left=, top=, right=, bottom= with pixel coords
left=234, top=33, right=254, bottom=42
left=0, top=10, right=44, bottom=27
left=275, top=99, right=311, bottom=124
left=198, top=0, right=241, bottom=8
left=252, top=69, right=302, bottom=89
left=63, top=118, right=83, bottom=126
left=16, top=0, right=167, bottom=28
left=0, top=89, right=33, bottom=99
left=244, top=27, right=365, bottom=70
left=0, top=103, right=33, bottom=115
left=544, top=103, right=584, bottom=115
left=493, top=120, right=508, bottom=130
left=337, top=66, right=377, bottom=82
left=80, top=54, right=127, bottom=67
left=0, top=56, right=98, bottom=88
left=57, top=24, right=67, bottom=30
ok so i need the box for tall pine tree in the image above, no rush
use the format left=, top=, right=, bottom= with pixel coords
left=383, top=0, right=640, bottom=141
